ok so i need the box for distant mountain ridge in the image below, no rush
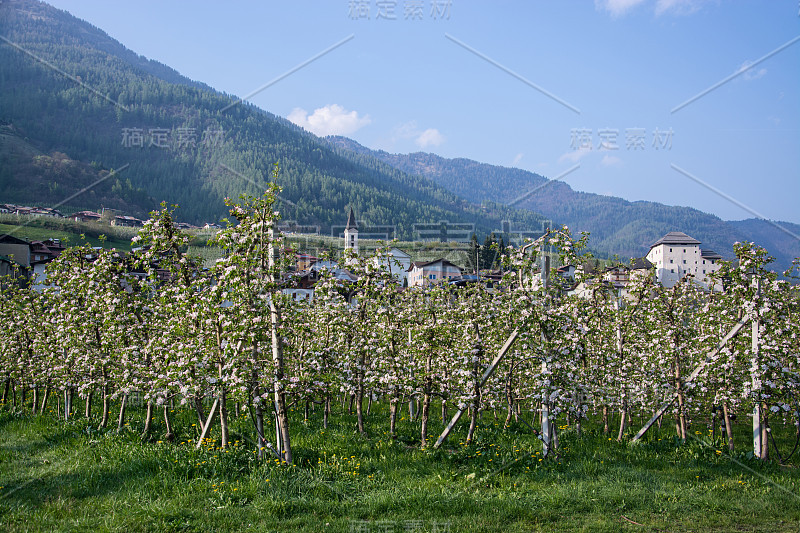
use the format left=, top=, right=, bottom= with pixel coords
left=0, top=0, right=549, bottom=239
left=325, top=136, right=799, bottom=273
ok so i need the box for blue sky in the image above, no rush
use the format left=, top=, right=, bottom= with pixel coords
left=46, top=0, right=800, bottom=224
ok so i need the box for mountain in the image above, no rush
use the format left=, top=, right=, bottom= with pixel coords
left=0, top=122, right=152, bottom=214
left=325, top=137, right=799, bottom=273
left=728, top=219, right=800, bottom=273
left=0, top=0, right=549, bottom=239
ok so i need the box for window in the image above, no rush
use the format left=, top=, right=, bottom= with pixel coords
left=683, top=249, right=686, bottom=253
left=683, top=260, right=686, bottom=264
left=703, top=260, right=706, bottom=264
left=670, top=259, right=673, bottom=263
left=703, top=270, right=706, bottom=274
left=670, top=248, right=672, bottom=252
left=671, top=269, right=675, bottom=273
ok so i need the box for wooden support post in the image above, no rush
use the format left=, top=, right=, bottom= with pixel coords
left=540, top=254, right=554, bottom=456
left=541, top=398, right=552, bottom=457
left=274, top=407, right=283, bottom=459
left=196, top=398, right=219, bottom=450
left=632, top=317, right=749, bottom=442
left=751, top=276, right=765, bottom=459
left=433, top=329, right=520, bottom=449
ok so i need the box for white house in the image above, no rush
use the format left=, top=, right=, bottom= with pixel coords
left=371, top=247, right=411, bottom=285
left=407, top=258, right=462, bottom=287
left=646, top=231, right=722, bottom=290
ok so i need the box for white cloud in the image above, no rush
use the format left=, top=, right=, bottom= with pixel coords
left=596, top=0, right=646, bottom=17
left=600, top=154, right=622, bottom=167
left=737, top=60, right=767, bottom=81
left=597, top=0, right=706, bottom=17
left=512, top=153, right=524, bottom=166
left=655, top=0, right=704, bottom=16
left=392, top=121, right=419, bottom=140
left=388, top=121, right=445, bottom=150
left=287, top=104, right=371, bottom=137
left=416, top=128, right=445, bottom=149
left=558, top=147, right=592, bottom=164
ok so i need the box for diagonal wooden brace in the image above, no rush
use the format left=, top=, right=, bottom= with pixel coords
left=433, top=328, right=520, bottom=449
left=631, top=317, right=749, bottom=442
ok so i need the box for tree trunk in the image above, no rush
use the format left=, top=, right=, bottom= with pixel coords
left=465, top=370, right=480, bottom=444
left=252, top=366, right=265, bottom=458
left=421, top=393, right=431, bottom=447
left=219, top=387, right=230, bottom=449
left=84, top=390, right=92, bottom=418
left=675, top=354, right=687, bottom=441
left=389, top=398, right=398, bottom=438
left=100, top=383, right=110, bottom=428
left=193, top=395, right=206, bottom=427
left=617, top=400, right=627, bottom=442
left=64, top=388, right=73, bottom=420
left=269, top=300, right=292, bottom=463
left=356, top=382, right=365, bottom=434
left=323, top=394, right=330, bottom=429
left=32, top=386, right=39, bottom=415
left=603, top=405, right=609, bottom=434
left=142, top=400, right=154, bottom=438
left=41, top=385, right=50, bottom=415
left=117, top=393, right=128, bottom=432
left=505, top=377, right=514, bottom=427
left=760, top=402, right=769, bottom=460
left=466, top=404, right=479, bottom=444
left=1, top=377, right=9, bottom=404
left=255, top=400, right=265, bottom=458
left=421, top=350, right=433, bottom=446
left=163, top=404, right=174, bottom=440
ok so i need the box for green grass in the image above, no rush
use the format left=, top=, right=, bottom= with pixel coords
left=0, top=215, right=137, bottom=251
left=1, top=400, right=798, bottom=532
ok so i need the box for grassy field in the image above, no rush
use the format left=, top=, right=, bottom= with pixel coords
left=0, top=216, right=137, bottom=251
left=1, top=399, right=798, bottom=533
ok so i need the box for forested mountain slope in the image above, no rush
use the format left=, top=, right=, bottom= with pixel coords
left=0, top=0, right=549, bottom=238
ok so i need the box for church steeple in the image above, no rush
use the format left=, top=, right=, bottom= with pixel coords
left=345, top=208, right=357, bottom=231
left=344, top=207, right=359, bottom=255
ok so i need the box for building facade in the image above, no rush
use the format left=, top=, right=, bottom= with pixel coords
left=646, top=231, right=722, bottom=290
left=407, top=259, right=462, bottom=287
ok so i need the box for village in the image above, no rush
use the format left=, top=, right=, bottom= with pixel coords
left=1, top=204, right=725, bottom=298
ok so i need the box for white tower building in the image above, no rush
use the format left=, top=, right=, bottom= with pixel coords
left=344, top=207, right=358, bottom=255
